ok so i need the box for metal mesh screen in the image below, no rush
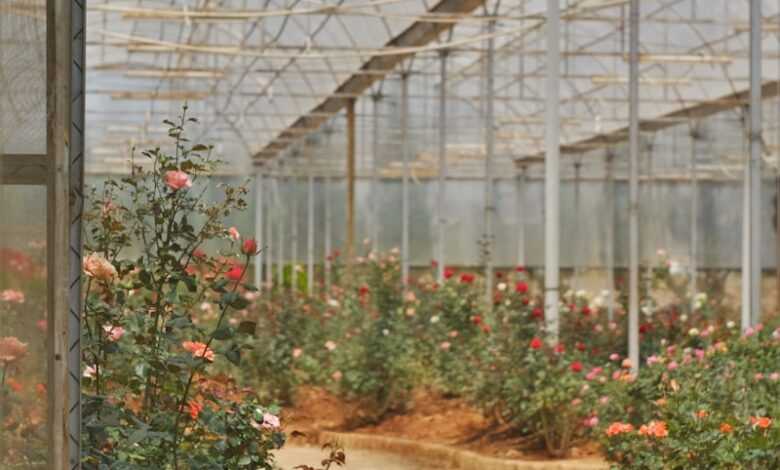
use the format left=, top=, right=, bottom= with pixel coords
left=0, top=0, right=47, bottom=155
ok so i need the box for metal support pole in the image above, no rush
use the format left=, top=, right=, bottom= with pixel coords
left=436, top=50, right=449, bottom=283
left=346, top=98, right=357, bottom=263
left=742, top=161, right=752, bottom=330
left=544, top=0, right=561, bottom=341
left=307, top=151, right=315, bottom=296
left=324, top=175, right=333, bottom=292
left=572, top=160, right=582, bottom=290
left=371, top=94, right=381, bottom=253
left=277, top=172, right=285, bottom=287
left=628, top=0, right=640, bottom=372
left=517, top=166, right=527, bottom=268
left=605, top=154, right=616, bottom=322
left=401, top=72, right=411, bottom=287
left=265, top=173, right=273, bottom=289
left=749, top=0, right=763, bottom=325
left=689, top=129, right=699, bottom=312
left=484, top=19, right=496, bottom=304
left=291, top=171, right=299, bottom=272
left=254, top=171, right=264, bottom=290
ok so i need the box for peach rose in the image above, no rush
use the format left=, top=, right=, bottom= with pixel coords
left=164, top=170, right=192, bottom=191
left=83, top=253, right=118, bottom=282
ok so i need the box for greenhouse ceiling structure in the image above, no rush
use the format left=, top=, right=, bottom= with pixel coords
left=3, top=0, right=780, bottom=466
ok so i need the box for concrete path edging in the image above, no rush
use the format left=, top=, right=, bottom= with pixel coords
left=317, top=431, right=610, bottom=470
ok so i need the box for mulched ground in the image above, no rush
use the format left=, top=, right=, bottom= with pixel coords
left=282, top=386, right=600, bottom=461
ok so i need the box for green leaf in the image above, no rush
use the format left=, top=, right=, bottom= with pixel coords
left=237, top=321, right=256, bottom=336
left=225, top=343, right=241, bottom=366
left=213, top=326, right=236, bottom=340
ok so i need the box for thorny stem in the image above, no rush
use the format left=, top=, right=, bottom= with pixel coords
left=171, top=254, right=251, bottom=469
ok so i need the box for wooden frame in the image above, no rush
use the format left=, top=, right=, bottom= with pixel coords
left=46, top=0, right=84, bottom=467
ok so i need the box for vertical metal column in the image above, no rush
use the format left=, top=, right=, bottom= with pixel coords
left=346, top=98, right=357, bottom=263
left=742, top=161, right=751, bottom=330
left=265, top=171, right=273, bottom=289
left=324, top=174, right=333, bottom=291
left=749, top=0, right=763, bottom=324
left=605, top=154, right=616, bottom=321
left=572, top=160, right=582, bottom=290
left=307, top=148, right=315, bottom=296
left=517, top=165, right=527, bottom=268
left=277, top=170, right=285, bottom=287
left=401, top=72, right=411, bottom=287
left=291, top=169, right=299, bottom=272
left=689, top=129, right=699, bottom=311
left=628, top=0, right=640, bottom=372
left=544, top=0, right=561, bottom=341
left=371, top=94, right=381, bottom=253
left=484, top=20, right=496, bottom=304
left=436, top=51, right=448, bottom=283
left=254, top=170, right=264, bottom=290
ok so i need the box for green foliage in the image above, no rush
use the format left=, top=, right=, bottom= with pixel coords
left=81, top=107, right=284, bottom=468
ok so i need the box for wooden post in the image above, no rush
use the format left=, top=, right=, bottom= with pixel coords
left=47, top=0, right=84, bottom=466
left=346, top=98, right=357, bottom=264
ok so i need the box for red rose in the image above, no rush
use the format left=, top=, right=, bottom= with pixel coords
left=639, top=323, right=652, bottom=334
left=460, top=273, right=475, bottom=284
left=241, top=238, right=258, bottom=256
left=570, top=361, right=583, bottom=373
left=530, top=337, right=543, bottom=350
left=532, top=307, right=543, bottom=319
left=496, top=272, right=503, bottom=279
left=226, top=265, right=244, bottom=281
left=554, top=343, right=565, bottom=354
left=515, top=281, right=528, bottom=294
left=444, top=267, right=455, bottom=279
left=576, top=342, right=586, bottom=352
left=193, top=248, right=207, bottom=259
left=522, top=297, right=530, bottom=306
left=581, top=306, right=592, bottom=316
left=482, top=325, right=491, bottom=334
left=516, top=265, right=526, bottom=272
left=431, top=259, right=438, bottom=268
left=471, top=315, right=482, bottom=325
left=359, top=285, right=369, bottom=296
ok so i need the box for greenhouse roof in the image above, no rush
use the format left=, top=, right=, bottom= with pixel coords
left=83, top=0, right=780, bottom=175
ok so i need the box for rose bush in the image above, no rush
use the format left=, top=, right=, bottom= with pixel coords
left=81, top=108, right=285, bottom=468
left=245, top=241, right=780, bottom=462
left=0, top=243, right=48, bottom=467
left=599, top=325, right=780, bottom=469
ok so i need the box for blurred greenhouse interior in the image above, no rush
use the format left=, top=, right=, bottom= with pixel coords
left=4, top=0, right=780, bottom=467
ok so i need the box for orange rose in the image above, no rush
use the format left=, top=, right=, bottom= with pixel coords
left=719, top=423, right=734, bottom=434
left=750, top=416, right=772, bottom=429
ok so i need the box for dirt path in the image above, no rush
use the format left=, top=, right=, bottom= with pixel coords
left=275, top=445, right=440, bottom=470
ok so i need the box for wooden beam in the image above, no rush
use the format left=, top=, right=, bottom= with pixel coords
left=0, top=154, right=47, bottom=185
left=518, top=80, right=780, bottom=163
left=253, top=0, right=486, bottom=161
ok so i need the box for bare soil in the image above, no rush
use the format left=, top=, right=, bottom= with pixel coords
left=282, top=387, right=601, bottom=461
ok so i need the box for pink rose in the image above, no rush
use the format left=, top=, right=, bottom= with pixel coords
left=228, top=227, right=240, bottom=241
left=331, top=370, right=343, bottom=381
left=164, top=170, right=192, bottom=191
left=292, top=348, right=303, bottom=359
left=0, top=289, right=25, bottom=303
left=0, top=336, right=28, bottom=363
left=103, top=325, right=125, bottom=342
left=440, top=341, right=451, bottom=351
left=667, top=361, right=678, bottom=371
left=262, top=412, right=281, bottom=429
